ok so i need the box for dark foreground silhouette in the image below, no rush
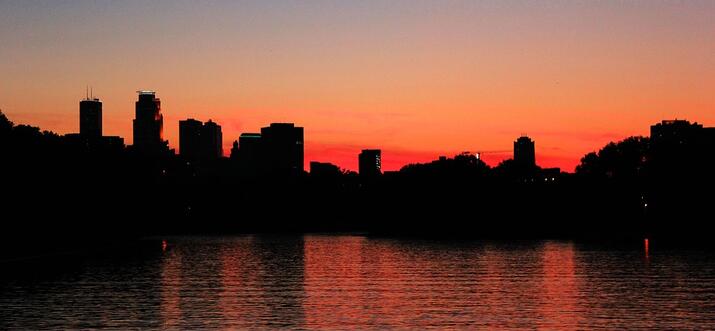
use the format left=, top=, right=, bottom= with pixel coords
left=2, top=111, right=714, bottom=259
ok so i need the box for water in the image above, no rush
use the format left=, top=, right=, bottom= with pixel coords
left=2, top=236, right=715, bottom=329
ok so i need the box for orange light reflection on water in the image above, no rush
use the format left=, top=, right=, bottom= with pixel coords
left=159, top=246, right=182, bottom=329
left=159, top=237, right=594, bottom=328
left=539, top=242, right=581, bottom=330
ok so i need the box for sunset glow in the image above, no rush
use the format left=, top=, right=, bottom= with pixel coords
left=2, top=1, right=713, bottom=171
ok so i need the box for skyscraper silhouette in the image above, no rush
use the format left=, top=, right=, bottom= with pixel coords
left=236, top=133, right=262, bottom=175
left=260, top=123, right=304, bottom=175
left=202, top=120, right=223, bottom=158
left=238, top=133, right=262, bottom=157
left=79, top=97, right=102, bottom=138
left=132, top=90, right=164, bottom=152
left=359, top=149, right=381, bottom=177
left=514, top=136, right=535, bottom=167
left=180, top=119, right=223, bottom=160
left=179, top=119, right=203, bottom=159
left=66, top=92, right=124, bottom=152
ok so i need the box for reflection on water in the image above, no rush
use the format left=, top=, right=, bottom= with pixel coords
left=2, top=236, right=715, bottom=329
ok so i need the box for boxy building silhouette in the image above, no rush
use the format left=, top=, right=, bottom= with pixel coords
left=79, top=97, right=102, bottom=138
left=359, top=149, right=381, bottom=177
left=260, top=123, right=304, bottom=175
left=514, top=136, right=535, bottom=167
left=179, top=118, right=223, bottom=160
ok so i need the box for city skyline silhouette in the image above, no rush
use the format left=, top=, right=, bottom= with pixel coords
left=3, top=103, right=714, bottom=240
left=5, top=88, right=713, bottom=173
left=2, top=1, right=714, bottom=172
left=3, top=2, right=715, bottom=329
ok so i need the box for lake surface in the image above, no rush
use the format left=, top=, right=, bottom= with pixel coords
left=2, top=236, right=715, bottom=329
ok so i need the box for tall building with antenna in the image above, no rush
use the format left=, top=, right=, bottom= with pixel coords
left=65, top=87, right=124, bottom=153
left=79, top=87, right=101, bottom=138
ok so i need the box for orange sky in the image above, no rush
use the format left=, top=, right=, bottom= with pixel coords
left=1, top=1, right=713, bottom=171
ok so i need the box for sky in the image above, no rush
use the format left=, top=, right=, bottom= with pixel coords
left=1, top=0, right=714, bottom=171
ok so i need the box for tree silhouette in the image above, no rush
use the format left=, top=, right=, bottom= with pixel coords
left=575, top=136, right=649, bottom=181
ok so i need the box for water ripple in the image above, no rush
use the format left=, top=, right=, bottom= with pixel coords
left=1, top=236, right=715, bottom=329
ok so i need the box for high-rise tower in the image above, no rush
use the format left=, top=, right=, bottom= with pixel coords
left=132, top=90, right=164, bottom=151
